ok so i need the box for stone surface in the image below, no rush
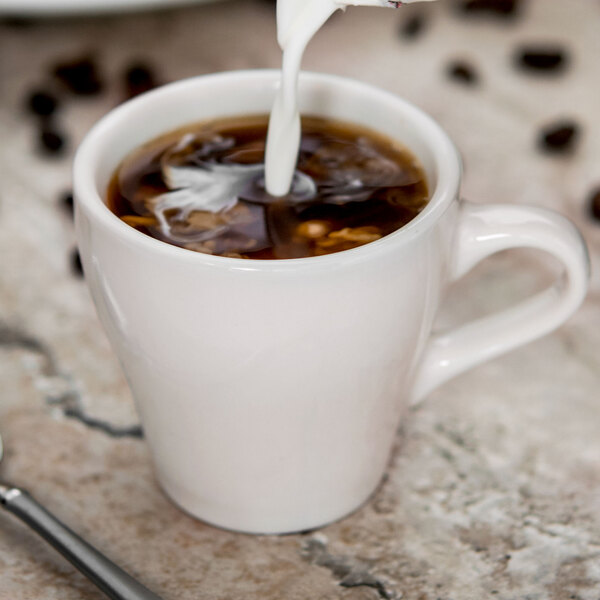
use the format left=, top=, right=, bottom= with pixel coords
left=0, top=0, right=599, bottom=599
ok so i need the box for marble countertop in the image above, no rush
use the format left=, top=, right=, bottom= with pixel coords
left=1, top=0, right=599, bottom=598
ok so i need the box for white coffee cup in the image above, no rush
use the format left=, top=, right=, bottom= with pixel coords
left=74, top=70, right=589, bottom=535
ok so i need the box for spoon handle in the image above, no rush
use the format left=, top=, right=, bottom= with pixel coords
left=1, top=486, right=164, bottom=600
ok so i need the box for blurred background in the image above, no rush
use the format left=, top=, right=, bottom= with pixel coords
left=1, top=1, right=599, bottom=599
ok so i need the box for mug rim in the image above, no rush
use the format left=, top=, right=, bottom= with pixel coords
left=74, top=69, right=462, bottom=270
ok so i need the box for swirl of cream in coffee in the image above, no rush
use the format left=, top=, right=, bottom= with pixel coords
left=264, top=0, right=437, bottom=197
left=149, top=0, right=436, bottom=238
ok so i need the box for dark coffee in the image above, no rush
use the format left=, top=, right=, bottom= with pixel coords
left=107, top=115, right=429, bottom=259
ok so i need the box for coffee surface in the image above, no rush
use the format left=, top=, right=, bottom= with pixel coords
left=107, top=115, right=429, bottom=259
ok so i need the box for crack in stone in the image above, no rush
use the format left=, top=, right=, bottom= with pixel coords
left=0, top=322, right=143, bottom=439
left=302, top=538, right=395, bottom=599
left=0, top=324, right=57, bottom=375
left=51, top=390, right=144, bottom=439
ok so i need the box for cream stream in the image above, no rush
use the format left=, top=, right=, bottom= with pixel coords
left=264, top=0, right=436, bottom=197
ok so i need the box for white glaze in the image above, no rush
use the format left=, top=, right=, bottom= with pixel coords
left=74, top=71, right=589, bottom=534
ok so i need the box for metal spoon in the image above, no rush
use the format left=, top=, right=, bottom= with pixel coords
left=0, top=433, right=164, bottom=600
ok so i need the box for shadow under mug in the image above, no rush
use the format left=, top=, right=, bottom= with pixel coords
left=74, top=70, right=590, bottom=534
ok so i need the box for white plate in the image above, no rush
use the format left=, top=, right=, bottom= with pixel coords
left=0, top=0, right=227, bottom=17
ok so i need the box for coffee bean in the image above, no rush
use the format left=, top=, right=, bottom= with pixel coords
left=39, top=128, right=66, bottom=155
left=0, top=17, right=35, bottom=28
left=70, top=248, right=83, bottom=277
left=60, top=191, right=74, bottom=215
left=588, top=188, right=600, bottom=221
left=27, top=90, right=58, bottom=117
left=447, top=61, right=479, bottom=85
left=124, top=63, right=157, bottom=99
left=516, top=47, right=567, bottom=72
left=458, top=0, right=520, bottom=18
left=53, top=56, right=103, bottom=96
left=400, top=14, right=427, bottom=39
left=538, top=121, right=579, bottom=153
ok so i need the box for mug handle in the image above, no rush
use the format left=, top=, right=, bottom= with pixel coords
left=410, top=200, right=590, bottom=404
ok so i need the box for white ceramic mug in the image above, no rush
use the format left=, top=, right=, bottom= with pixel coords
left=74, top=70, right=589, bottom=534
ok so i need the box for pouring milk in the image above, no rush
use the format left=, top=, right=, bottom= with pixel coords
left=265, top=0, right=436, bottom=197
left=149, top=0, right=436, bottom=228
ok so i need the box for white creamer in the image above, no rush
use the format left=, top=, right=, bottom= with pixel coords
left=264, top=0, right=436, bottom=197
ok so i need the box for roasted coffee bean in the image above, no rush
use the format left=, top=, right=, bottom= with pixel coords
left=53, top=56, right=103, bottom=96
left=60, top=191, right=74, bottom=214
left=588, top=188, right=600, bottom=221
left=516, top=47, right=567, bottom=72
left=70, top=248, right=83, bottom=277
left=27, top=90, right=58, bottom=117
left=538, top=121, right=579, bottom=153
left=39, top=128, right=66, bottom=155
left=458, top=0, right=520, bottom=17
left=400, top=14, right=427, bottom=39
left=447, top=61, right=479, bottom=85
left=124, top=63, right=157, bottom=99
left=0, top=17, right=34, bottom=28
